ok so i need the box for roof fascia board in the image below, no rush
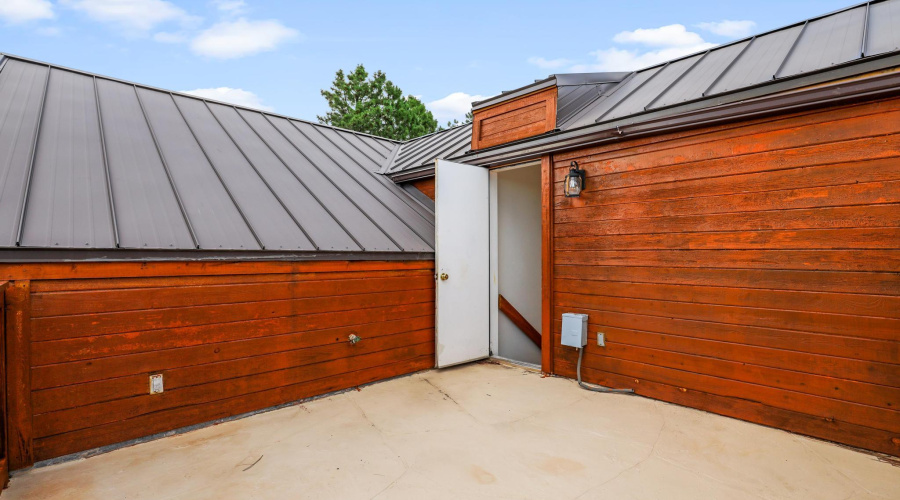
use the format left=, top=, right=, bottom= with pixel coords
left=388, top=166, right=436, bottom=182
left=0, top=249, right=433, bottom=263
left=462, top=63, right=900, bottom=167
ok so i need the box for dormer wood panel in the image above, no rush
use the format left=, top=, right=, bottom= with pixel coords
left=471, top=87, right=557, bottom=150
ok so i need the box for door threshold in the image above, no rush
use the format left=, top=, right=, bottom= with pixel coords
left=490, top=356, right=541, bottom=372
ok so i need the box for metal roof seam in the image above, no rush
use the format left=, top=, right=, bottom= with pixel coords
left=645, top=51, right=711, bottom=111
left=339, top=131, right=383, bottom=166
left=169, top=93, right=265, bottom=250
left=233, top=109, right=351, bottom=252
left=324, top=128, right=434, bottom=221
left=395, top=132, right=443, bottom=162
left=596, top=64, right=669, bottom=123
left=861, top=1, right=871, bottom=57
left=201, top=100, right=320, bottom=251
left=312, top=127, right=434, bottom=245
left=14, top=64, right=51, bottom=247
left=290, top=122, right=407, bottom=251
left=351, top=132, right=390, bottom=159
left=379, top=143, right=402, bottom=174
left=93, top=75, right=120, bottom=248
left=133, top=85, right=200, bottom=249
left=249, top=112, right=368, bottom=251
left=703, top=37, right=756, bottom=97
left=409, top=125, right=472, bottom=168
left=561, top=72, right=636, bottom=128
left=403, top=128, right=471, bottom=171
left=556, top=84, right=608, bottom=128
left=773, top=20, right=810, bottom=79
left=399, top=125, right=469, bottom=169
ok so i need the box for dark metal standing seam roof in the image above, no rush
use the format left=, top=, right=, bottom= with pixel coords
left=0, top=54, right=433, bottom=259
left=560, top=0, right=900, bottom=130
left=380, top=123, right=473, bottom=177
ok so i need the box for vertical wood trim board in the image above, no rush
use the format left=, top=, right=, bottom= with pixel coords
left=541, top=155, right=555, bottom=374
left=5, top=281, right=33, bottom=469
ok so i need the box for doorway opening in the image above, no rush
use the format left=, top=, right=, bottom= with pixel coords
left=490, top=161, right=542, bottom=367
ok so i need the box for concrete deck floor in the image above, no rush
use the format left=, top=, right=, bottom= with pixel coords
left=6, top=362, right=900, bottom=500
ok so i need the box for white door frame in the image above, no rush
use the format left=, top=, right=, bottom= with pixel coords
left=489, top=160, right=542, bottom=358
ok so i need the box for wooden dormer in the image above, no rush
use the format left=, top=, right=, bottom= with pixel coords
left=469, top=72, right=629, bottom=151
left=470, top=86, right=558, bottom=150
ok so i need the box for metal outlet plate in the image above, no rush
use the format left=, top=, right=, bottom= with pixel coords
left=150, top=374, right=164, bottom=394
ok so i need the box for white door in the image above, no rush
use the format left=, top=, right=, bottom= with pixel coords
left=435, top=159, right=490, bottom=368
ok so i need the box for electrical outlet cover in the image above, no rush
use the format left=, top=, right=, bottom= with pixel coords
left=597, top=332, right=606, bottom=347
left=150, top=374, right=164, bottom=394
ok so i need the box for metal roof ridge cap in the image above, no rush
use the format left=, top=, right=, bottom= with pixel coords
left=554, top=0, right=883, bottom=82
left=463, top=67, right=900, bottom=166
left=0, top=52, right=402, bottom=144
left=471, top=77, right=557, bottom=110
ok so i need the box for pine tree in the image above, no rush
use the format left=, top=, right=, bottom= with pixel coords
left=318, top=64, right=437, bottom=140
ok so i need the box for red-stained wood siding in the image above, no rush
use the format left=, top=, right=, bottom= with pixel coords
left=472, top=88, right=557, bottom=150
left=411, top=178, right=435, bottom=200
left=0, top=281, right=9, bottom=487
left=550, top=96, right=900, bottom=456
left=7, top=260, right=434, bottom=465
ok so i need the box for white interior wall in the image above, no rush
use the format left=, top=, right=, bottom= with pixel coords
left=496, top=165, right=542, bottom=364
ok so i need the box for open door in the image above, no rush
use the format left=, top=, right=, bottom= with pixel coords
left=435, top=159, right=490, bottom=368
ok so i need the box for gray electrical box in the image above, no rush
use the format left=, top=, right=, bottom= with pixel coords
left=561, top=313, right=588, bottom=348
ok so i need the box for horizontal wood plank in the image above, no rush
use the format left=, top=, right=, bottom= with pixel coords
left=551, top=96, right=900, bottom=456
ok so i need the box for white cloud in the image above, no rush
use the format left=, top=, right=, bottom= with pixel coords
left=0, top=0, right=54, bottom=24
left=527, top=56, right=574, bottom=70
left=190, top=18, right=299, bottom=59
left=613, top=24, right=706, bottom=47
left=549, top=22, right=721, bottom=73
left=573, top=43, right=715, bottom=72
left=213, top=0, right=247, bottom=15
left=696, top=20, right=756, bottom=38
left=61, top=0, right=200, bottom=32
left=427, top=92, right=486, bottom=123
left=181, top=87, right=274, bottom=111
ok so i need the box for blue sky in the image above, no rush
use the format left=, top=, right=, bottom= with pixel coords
left=1, top=0, right=853, bottom=123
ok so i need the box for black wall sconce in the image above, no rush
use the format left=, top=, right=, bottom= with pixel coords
left=564, top=161, right=586, bottom=197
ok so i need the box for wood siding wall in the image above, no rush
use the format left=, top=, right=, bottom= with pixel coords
left=472, top=88, right=557, bottom=150
left=2, top=260, right=434, bottom=467
left=411, top=178, right=435, bottom=200
left=550, top=96, right=900, bottom=456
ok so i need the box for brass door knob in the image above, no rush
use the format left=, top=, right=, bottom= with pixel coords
left=440, top=273, right=449, bottom=281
